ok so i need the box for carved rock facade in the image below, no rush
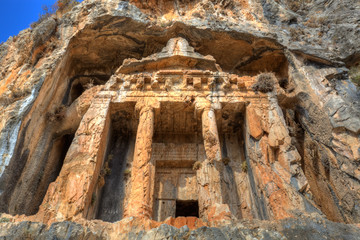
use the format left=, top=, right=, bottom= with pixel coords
left=40, top=37, right=298, bottom=226
left=0, top=0, right=360, bottom=239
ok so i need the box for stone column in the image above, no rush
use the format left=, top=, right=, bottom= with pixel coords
left=196, top=100, right=232, bottom=224
left=39, top=94, right=112, bottom=223
left=202, top=107, right=222, bottom=163
left=124, top=101, right=157, bottom=219
left=200, top=107, right=224, bottom=204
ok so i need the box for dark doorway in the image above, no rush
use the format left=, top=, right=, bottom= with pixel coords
left=175, top=200, right=199, bottom=218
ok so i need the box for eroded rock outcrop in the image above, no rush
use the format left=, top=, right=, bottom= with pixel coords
left=0, top=0, right=359, bottom=239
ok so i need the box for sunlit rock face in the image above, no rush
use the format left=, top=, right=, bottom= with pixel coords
left=0, top=0, right=360, bottom=239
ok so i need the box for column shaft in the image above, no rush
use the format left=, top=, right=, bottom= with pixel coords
left=39, top=97, right=111, bottom=222
left=198, top=108, right=224, bottom=213
left=202, top=108, right=222, bottom=162
left=197, top=106, right=234, bottom=223
left=125, top=106, right=155, bottom=218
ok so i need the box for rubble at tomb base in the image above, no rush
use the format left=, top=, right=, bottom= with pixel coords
left=0, top=0, right=360, bottom=239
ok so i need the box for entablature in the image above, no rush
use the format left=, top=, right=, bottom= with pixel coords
left=109, top=69, right=256, bottom=93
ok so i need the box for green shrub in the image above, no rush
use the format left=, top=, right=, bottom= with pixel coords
left=30, top=11, right=52, bottom=29
left=349, top=65, right=360, bottom=87
left=12, top=87, right=31, bottom=99
left=0, top=217, right=10, bottom=223
left=192, top=161, right=202, bottom=170
left=242, top=161, right=248, bottom=173
left=123, top=168, right=132, bottom=176
left=103, top=162, right=111, bottom=176
left=91, top=192, right=96, bottom=205
left=252, top=72, right=276, bottom=93
left=56, top=0, right=80, bottom=12
left=287, top=1, right=301, bottom=12
left=0, top=95, right=13, bottom=106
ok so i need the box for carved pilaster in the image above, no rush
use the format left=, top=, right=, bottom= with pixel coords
left=39, top=95, right=112, bottom=222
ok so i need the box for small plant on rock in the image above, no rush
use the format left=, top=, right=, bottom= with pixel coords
left=287, top=0, right=302, bottom=12
left=12, top=87, right=31, bottom=99
left=84, top=79, right=94, bottom=89
left=0, top=217, right=10, bottom=223
left=100, top=162, right=111, bottom=179
left=56, top=0, right=79, bottom=13
left=242, top=161, right=248, bottom=173
left=222, top=157, right=230, bottom=165
left=123, top=168, right=131, bottom=176
left=91, top=192, right=96, bottom=205
left=98, top=175, right=105, bottom=188
left=30, top=6, right=53, bottom=29
left=107, top=154, right=114, bottom=162
left=31, top=0, right=80, bottom=28
left=252, top=72, right=276, bottom=93
left=46, top=105, right=66, bottom=122
left=0, top=94, right=13, bottom=106
left=193, top=161, right=202, bottom=170
left=103, top=162, right=111, bottom=176
left=349, top=65, right=360, bottom=87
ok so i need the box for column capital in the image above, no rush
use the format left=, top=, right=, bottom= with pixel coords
left=135, top=99, right=160, bottom=118
left=194, top=98, right=211, bottom=112
left=194, top=98, right=221, bottom=116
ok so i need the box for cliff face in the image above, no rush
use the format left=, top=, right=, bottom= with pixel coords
left=0, top=0, right=360, bottom=239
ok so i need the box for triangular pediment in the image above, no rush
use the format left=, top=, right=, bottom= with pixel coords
left=117, top=38, right=220, bottom=74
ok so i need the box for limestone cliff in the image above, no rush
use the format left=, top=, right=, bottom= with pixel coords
left=0, top=0, right=359, bottom=239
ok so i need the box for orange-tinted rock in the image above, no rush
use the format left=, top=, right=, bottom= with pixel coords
left=1, top=1, right=360, bottom=238
left=268, top=123, right=287, bottom=148
left=246, top=105, right=263, bottom=140
left=124, top=102, right=156, bottom=219
left=38, top=96, right=112, bottom=223
left=164, top=216, right=207, bottom=229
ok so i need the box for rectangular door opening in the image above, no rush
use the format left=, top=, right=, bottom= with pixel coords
left=175, top=200, right=199, bottom=218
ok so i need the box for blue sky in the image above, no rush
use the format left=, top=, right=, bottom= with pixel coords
left=0, top=0, right=63, bottom=43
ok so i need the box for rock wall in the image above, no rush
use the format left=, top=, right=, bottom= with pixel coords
left=0, top=0, right=359, bottom=239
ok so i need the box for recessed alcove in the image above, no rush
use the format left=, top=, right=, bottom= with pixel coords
left=64, top=75, right=110, bottom=106
left=69, top=81, right=85, bottom=104
left=94, top=106, right=135, bottom=223
left=152, top=102, right=203, bottom=221
left=20, top=133, right=75, bottom=215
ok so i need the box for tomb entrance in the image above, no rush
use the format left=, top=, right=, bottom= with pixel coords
left=39, top=37, right=268, bottom=225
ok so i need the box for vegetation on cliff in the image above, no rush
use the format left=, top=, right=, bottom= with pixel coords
left=350, top=65, right=360, bottom=87
left=0, top=0, right=360, bottom=239
left=30, top=0, right=80, bottom=28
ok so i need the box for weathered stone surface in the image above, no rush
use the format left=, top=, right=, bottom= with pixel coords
left=32, top=17, right=57, bottom=49
left=246, top=105, right=263, bottom=140
left=0, top=0, right=360, bottom=238
left=325, top=96, right=360, bottom=133
left=38, top=96, right=112, bottom=222
left=1, top=215, right=360, bottom=239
